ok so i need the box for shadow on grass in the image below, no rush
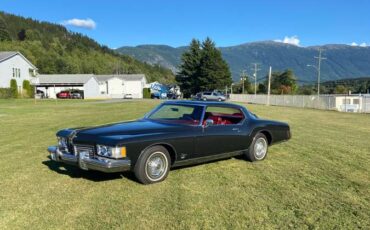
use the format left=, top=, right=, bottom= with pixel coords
left=42, top=159, right=138, bottom=183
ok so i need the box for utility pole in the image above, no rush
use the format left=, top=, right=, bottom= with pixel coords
left=267, top=66, right=272, bottom=105
left=240, top=70, right=246, bottom=94
left=314, top=49, right=326, bottom=97
left=251, top=63, right=261, bottom=96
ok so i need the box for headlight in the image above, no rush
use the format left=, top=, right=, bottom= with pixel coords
left=97, top=145, right=126, bottom=159
left=58, top=137, right=68, bottom=148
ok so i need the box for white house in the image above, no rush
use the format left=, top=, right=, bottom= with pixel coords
left=35, top=74, right=147, bottom=99
left=96, top=74, right=147, bottom=98
left=0, top=51, right=38, bottom=93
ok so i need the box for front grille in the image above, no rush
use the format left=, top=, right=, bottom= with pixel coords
left=73, top=144, right=96, bottom=158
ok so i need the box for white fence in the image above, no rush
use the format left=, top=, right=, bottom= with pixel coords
left=230, top=94, right=370, bottom=113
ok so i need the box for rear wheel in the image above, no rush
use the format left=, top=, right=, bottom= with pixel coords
left=245, top=133, right=268, bottom=161
left=134, top=146, right=170, bottom=184
left=218, top=98, right=222, bottom=102
left=202, top=97, right=207, bottom=101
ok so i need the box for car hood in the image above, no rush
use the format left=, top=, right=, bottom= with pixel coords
left=69, top=119, right=188, bottom=146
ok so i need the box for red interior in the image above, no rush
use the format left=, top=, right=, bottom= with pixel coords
left=203, top=112, right=244, bottom=125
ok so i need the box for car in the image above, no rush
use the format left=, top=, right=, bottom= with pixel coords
left=48, top=101, right=291, bottom=184
left=123, top=94, right=133, bottom=99
left=196, top=91, right=226, bottom=101
left=70, top=90, right=84, bottom=99
left=56, top=90, right=72, bottom=99
left=35, top=90, right=45, bottom=99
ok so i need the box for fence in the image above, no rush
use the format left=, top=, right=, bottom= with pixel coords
left=230, top=94, right=370, bottom=113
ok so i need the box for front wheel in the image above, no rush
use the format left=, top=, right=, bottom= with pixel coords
left=134, top=146, right=170, bottom=184
left=245, top=133, right=268, bottom=161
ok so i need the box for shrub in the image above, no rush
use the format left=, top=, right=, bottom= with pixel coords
left=22, top=80, right=34, bottom=98
left=10, top=79, right=18, bottom=98
left=0, top=88, right=12, bottom=98
left=143, top=88, right=151, bottom=98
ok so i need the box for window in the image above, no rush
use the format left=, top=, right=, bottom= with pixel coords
left=353, top=99, right=360, bottom=104
left=12, top=68, right=15, bottom=77
left=342, top=99, right=351, bottom=104
left=204, top=106, right=244, bottom=125
left=203, top=92, right=212, bottom=95
left=18, top=68, right=21, bottom=78
left=148, top=104, right=203, bottom=125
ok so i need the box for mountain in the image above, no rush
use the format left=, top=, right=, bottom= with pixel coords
left=116, top=41, right=370, bottom=83
left=0, top=12, right=174, bottom=83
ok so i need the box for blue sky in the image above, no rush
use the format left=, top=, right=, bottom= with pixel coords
left=0, top=0, right=369, bottom=48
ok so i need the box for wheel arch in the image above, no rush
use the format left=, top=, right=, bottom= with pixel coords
left=140, top=142, right=177, bottom=165
left=259, top=130, right=273, bottom=145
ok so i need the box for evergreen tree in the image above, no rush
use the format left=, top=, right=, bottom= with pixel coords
left=177, top=37, right=232, bottom=97
left=10, top=79, right=18, bottom=98
left=176, top=39, right=201, bottom=97
left=198, top=38, right=232, bottom=91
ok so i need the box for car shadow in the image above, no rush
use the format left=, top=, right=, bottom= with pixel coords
left=42, top=157, right=138, bottom=183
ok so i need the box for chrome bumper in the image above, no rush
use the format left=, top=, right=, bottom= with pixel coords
left=47, top=146, right=131, bottom=173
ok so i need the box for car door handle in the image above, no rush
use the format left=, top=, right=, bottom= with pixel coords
left=232, top=128, right=240, bottom=132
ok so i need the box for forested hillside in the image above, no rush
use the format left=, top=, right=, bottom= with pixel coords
left=0, top=12, right=174, bottom=83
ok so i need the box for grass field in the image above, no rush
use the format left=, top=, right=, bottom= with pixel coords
left=0, top=99, right=369, bottom=229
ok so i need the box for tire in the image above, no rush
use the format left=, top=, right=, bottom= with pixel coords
left=245, top=133, right=268, bottom=162
left=134, top=146, right=171, bottom=184
left=202, top=97, right=207, bottom=101
left=218, top=98, right=222, bottom=102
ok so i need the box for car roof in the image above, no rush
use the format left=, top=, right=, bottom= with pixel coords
left=162, top=100, right=243, bottom=108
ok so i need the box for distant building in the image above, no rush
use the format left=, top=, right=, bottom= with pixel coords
left=35, top=74, right=147, bottom=99
left=0, top=51, right=38, bottom=93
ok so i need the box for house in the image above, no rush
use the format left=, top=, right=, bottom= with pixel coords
left=0, top=51, right=38, bottom=93
left=35, top=74, right=147, bottom=99
left=96, top=74, right=147, bottom=98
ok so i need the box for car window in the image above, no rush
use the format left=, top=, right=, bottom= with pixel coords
left=203, top=92, right=211, bottom=95
left=148, top=104, right=203, bottom=125
left=204, top=106, right=244, bottom=125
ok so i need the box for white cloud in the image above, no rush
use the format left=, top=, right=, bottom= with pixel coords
left=61, top=18, right=96, bottom=29
left=350, top=42, right=368, bottom=47
left=359, top=42, right=367, bottom=47
left=274, top=35, right=300, bottom=46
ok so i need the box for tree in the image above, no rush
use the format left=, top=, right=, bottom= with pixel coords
left=270, top=69, right=298, bottom=94
left=177, top=38, right=232, bottom=97
left=176, top=39, right=201, bottom=97
left=198, top=38, right=232, bottom=91
left=334, top=85, right=347, bottom=94
left=18, top=29, right=26, bottom=41
left=10, top=79, right=18, bottom=98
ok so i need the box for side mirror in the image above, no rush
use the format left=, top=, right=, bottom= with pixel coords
left=204, top=119, right=214, bottom=128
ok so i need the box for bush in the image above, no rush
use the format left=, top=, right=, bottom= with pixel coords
left=22, top=80, right=34, bottom=98
left=0, top=88, right=12, bottom=98
left=10, top=79, right=18, bottom=98
left=143, top=88, right=151, bottom=98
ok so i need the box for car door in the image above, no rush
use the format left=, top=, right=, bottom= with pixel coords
left=194, top=106, right=245, bottom=157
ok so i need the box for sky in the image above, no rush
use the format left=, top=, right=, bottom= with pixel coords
left=0, top=0, right=369, bottom=48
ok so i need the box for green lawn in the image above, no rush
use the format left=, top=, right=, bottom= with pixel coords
left=0, top=99, right=369, bottom=229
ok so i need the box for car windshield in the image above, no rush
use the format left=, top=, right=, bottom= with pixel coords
left=147, top=104, right=203, bottom=125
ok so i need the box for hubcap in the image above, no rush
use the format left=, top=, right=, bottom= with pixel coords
left=145, top=152, right=168, bottom=181
left=254, top=137, right=267, bottom=160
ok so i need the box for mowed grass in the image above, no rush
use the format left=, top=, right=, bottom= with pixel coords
left=0, top=99, right=369, bottom=229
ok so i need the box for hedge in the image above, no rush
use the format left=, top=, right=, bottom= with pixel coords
left=0, top=88, right=13, bottom=98
left=10, top=79, right=18, bottom=98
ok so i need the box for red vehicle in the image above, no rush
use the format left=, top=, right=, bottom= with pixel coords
left=56, top=91, right=72, bottom=99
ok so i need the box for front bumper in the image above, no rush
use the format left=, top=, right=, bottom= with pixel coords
left=47, top=146, right=131, bottom=173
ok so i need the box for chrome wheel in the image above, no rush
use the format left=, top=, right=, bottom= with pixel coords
left=254, top=137, right=267, bottom=160
left=145, top=151, right=168, bottom=181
